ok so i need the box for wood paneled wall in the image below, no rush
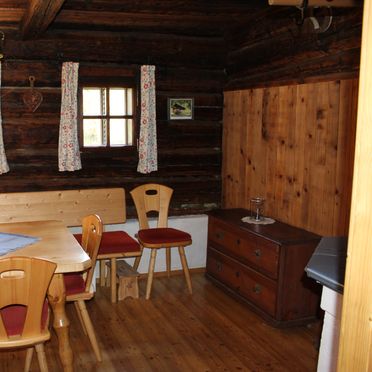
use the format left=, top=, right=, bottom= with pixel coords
left=222, top=79, right=358, bottom=236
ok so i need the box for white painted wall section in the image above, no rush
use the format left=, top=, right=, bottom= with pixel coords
left=317, top=286, right=343, bottom=372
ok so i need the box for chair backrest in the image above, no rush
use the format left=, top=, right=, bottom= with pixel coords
left=80, top=214, right=103, bottom=292
left=0, top=257, right=56, bottom=341
left=130, top=183, right=173, bottom=230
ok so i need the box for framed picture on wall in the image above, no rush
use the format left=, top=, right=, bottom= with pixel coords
left=168, top=98, right=194, bottom=120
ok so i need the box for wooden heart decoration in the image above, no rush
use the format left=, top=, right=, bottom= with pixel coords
left=22, top=76, right=43, bottom=112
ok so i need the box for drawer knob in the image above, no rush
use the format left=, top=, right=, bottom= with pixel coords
left=235, top=271, right=240, bottom=278
left=254, top=249, right=262, bottom=258
left=216, top=262, right=223, bottom=272
left=253, top=284, right=261, bottom=294
left=215, top=232, right=224, bottom=240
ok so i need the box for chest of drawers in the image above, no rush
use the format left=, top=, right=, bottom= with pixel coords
left=206, top=208, right=321, bottom=327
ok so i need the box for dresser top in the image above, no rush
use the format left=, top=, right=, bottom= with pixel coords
left=207, top=208, right=321, bottom=245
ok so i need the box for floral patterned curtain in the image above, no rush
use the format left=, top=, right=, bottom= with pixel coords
left=58, top=62, right=81, bottom=171
left=137, top=65, right=157, bottom=174
left=0, top=62, right=9, bottom=174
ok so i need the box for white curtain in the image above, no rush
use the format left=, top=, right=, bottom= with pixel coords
left=58, top=62, right=81, bottom=171
left=137, top=65, right=158, bottom=174
left=0, top=62, right=9, bottom=174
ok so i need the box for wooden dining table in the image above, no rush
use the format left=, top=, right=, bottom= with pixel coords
left=0, top=219, right=91, bottom=372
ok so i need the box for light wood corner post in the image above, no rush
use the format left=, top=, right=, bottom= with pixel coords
left=337, top=1, right=372, bottom=370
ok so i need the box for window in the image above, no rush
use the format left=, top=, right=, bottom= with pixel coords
left=80, top=86, right=136, bottom=148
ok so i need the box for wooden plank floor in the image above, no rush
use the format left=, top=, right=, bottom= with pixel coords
left=0, top=273, right=321, bottom=371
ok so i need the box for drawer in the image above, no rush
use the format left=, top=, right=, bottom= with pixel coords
left=206, top=247, right=277, bottom=317
left=208, top=219, right=279, bottom=279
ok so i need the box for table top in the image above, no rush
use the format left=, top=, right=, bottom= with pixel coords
left=0, top=220, right=91, bottom=274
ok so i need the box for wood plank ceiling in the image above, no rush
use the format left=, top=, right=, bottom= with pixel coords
left=0, top=1, right=362, bottom=70
left=0, top=0, right=271, bottom=40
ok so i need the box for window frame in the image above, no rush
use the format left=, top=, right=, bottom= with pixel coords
left=78, top=82, right=138, bottom=151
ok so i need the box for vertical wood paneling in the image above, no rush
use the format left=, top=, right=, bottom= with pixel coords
left=262, top=87, right=279, bottom=216
left=333, top=79, right=358, bottom=234
left=223, top=78, right=357, bottom=236
left=222, top=90, right=240, bottom=207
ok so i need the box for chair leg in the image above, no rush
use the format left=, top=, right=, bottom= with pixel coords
left=24, top=347, right=33, bottom=372
left=178, top=246, right=192, bottom=295
left=77, top=300, right=102, bottom=362
left=166, top=248, right=171, bottom=278
left=145, top=249, right=157, bottom=300
left=110, top=258, right=117, bottom=303
left=133, top=247, right=143, bottom=271
left=99, top=260, right=106, bottom=287
left=74, top=301, right=87, bottom=335
left=35, top=343, right=49, bottom=372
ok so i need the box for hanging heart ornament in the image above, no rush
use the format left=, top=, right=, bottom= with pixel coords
left=22, top=76, right=43, bottom=112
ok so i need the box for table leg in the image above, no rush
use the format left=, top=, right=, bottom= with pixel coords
left=47, top=273, right=74, bottom=372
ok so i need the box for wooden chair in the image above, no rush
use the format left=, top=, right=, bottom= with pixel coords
left=0, top=257, right=57, bottom=372
left=74, top=230, right=141, bottom=304
left=96, top=231, right=141, bottom=303
left=64, top=214, right=103, bottom=362
left=130, top=183, right=193, bottom=299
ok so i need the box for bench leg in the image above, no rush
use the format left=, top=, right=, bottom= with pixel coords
left=178, top=246, right=192, bottom=295
left=118, top=276, right=139, bottom=300
left=110, top=258, right=117, bottom=303
left=145, top=249, right=157, bottom=300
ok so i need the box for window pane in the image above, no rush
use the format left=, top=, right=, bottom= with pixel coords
left=83, top=88, right=106, bottom=116
left=127, top=119, right=133, bottom=145
left=110, top=88, right=125, bottom=115
left=127, top=89, right=133, bottom=115
left=110, top=119, right=126, bottom=146
left=83, top=119, right=104, bottom=146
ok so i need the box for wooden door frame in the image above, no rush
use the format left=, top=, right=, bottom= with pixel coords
left=338, top=0, right=372, bottom=370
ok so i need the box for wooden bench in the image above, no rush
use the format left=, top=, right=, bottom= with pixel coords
left=106, top=260, right=139, bottom=300
left=0, top=188, right=126, bottom=226
left=0, top=188, right=141, bottom=302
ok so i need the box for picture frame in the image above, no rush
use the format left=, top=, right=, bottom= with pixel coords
left=168, top=98, right=194, bottom=120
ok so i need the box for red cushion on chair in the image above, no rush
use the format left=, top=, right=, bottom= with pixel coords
left=1, top=301, right=49, bottom=336
left=74, top=231, right=140, bottom=255
left=138, top=227, right=191, bottom=245
left=64, top=273, right=86, bottom=295
left=73, top=233, right=82, bottom=244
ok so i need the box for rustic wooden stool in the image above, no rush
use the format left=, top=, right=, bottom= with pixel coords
left=106, top=260, right=140, bottom=300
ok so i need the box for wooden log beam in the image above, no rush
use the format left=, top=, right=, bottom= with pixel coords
left=20, top=0, right=66, bottom=40
left=269, top=0, right=361, bottom=6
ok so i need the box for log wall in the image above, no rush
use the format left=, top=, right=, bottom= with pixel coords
left=225, top=7, right=363, bottom=89
left=222, top=79, right=358, bottom=236
left=0, top=30, right=224, bottom=217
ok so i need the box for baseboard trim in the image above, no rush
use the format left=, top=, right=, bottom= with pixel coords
left=138, top=267, right=206, bottom=279
left=96, top=266, right=206, bottom=284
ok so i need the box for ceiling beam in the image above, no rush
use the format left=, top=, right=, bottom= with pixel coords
left=269, top=0, right=361, bottom=6
left=20, top=0, right=66, bottom=40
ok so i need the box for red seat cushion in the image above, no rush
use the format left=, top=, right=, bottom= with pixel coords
left=74, top=231, right=140, bottom=255
left=64, top=273, right=86, bottom=295
left=1, top=300, right=49, bottom=336
left=138, top=227, right=191, bottom=245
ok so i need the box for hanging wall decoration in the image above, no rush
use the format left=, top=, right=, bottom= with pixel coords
left=22, top=76, right=43, bottom=112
